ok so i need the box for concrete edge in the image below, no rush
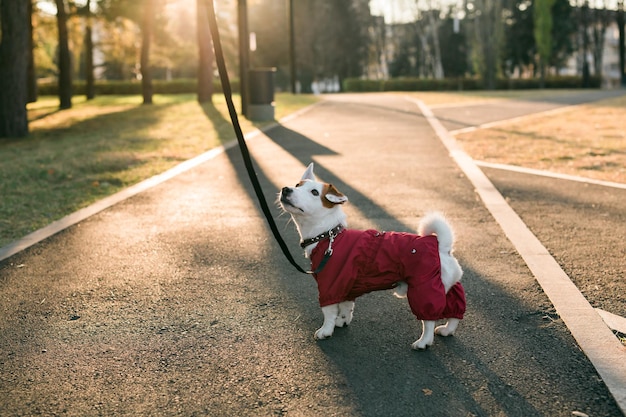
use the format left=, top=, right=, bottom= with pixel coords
left=0, top=101, right=322, bottom=263
left=597, top=308, right=626, bottom=335
left=474, top=161, right=626, bottom=190
left=406, top=96, right=626, bottom=416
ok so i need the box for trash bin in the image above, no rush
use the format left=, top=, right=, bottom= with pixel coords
left=248, top=67, right=276, bottom=121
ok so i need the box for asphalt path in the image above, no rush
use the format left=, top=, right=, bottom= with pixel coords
left=1, top=93, right=624, bottom=416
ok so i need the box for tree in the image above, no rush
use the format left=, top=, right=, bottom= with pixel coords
left=590, top=4, right=611, bottom=80
left=99, top=0, right=166, bottom=99
left=197, top=0, right=213, bottom=103
left=534, top=0, right=556, bottom=87
left=140, top=0, right=155, bottom=104
left=439, top=13, right=468, bottom=79
left=503, top=1, right=535, bottom=77
left=27, top=0, right=38, bottom=103
left=426, top=7, right=444, bottom=79
left=32, top=6, right=62, bottom=79
left=83, top=0, right=95, bottom=99
left=0, top=0, right=30, bottom=137
left=389, top=28, right=419, bottom=77
left=274, top=0, right=370, bottom=92
left=472, top=0, right=503, bottom=89
left=55, top=0, right=72, bottom=109
left=619, top=0, right=625, bottom=86
left=579, top=0, right=592, bottom=86
left=549, top=0, right=576, bottom=73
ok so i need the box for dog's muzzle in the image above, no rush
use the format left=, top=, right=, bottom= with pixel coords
left=280, top=187, right=302, bottom=212
left=280, top=187, right=292, bottom=204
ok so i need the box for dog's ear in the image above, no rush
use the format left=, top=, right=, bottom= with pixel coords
left=323, top=184, right=348, bottom=206
left=301, top=163, right=316, bottom=181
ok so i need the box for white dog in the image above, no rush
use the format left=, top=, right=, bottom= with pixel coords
left=279, top=163, right=466, bottom=350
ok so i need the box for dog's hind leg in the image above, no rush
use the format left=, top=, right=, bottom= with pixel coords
left=393, top=281, right=408, bottom=298
left=335, top=301, right=354, bottom=327
left=411, top=320, right=436, bottom=350
left=435, top=318, right=460, bottom=336
left=315, top=304, right=339, bottom=340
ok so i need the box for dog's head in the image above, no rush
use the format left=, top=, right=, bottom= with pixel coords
left=279, top=163, right=348, bottom=237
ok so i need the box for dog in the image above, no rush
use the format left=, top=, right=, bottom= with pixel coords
left=279, top=163, right=466, bottom=350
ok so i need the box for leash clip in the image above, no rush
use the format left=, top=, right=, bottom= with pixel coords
left=325, top=228, right=338, bottom=257
left=308, top=227, right=338, bottom=275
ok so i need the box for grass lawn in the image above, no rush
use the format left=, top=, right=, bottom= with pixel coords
left=0, top=93, right=319, bottom=248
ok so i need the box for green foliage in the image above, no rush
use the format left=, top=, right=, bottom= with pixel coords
left=534, top=0, right=557, bottom=65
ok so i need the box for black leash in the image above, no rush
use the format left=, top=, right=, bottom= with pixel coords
left=205, top=0, right=310, bottom=274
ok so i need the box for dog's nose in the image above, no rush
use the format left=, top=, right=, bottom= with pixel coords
left=281, top=187, right=292, bottom=196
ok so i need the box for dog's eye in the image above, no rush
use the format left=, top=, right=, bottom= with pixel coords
left=311, top=189, right=319, bottom=196
left=295, top=183, right=301, bottom=187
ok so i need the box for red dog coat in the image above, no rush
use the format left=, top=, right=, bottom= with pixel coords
left=310, top=229, right=466, bottom=321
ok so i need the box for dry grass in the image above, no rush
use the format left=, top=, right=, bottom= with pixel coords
left=453, top=94, right=626, bottom=184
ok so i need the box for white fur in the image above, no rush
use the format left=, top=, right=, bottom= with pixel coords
left=279, top=163, right=463, bottom=350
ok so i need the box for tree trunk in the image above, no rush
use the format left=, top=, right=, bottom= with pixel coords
left=196, top=0, right=213, bottom=103
left=581, top=1, right=591, bottom=87
left=0, top=0, right=30, bottom=137
left=141, top=0, right=155, bottom=105
left=534, top=0, right=556, bottom=89
left=27, top=0, right=38, bottom=103
left=427, top=9, right=444, bottom=79
left=591, top=7, right=609, bottom=81
left=474, top=0, right=501, bottom=90
left=619, top=0, right=625, bottom=86
left=55, top=0, right=72, bottom=109
left=85, top=0, right=95, bottom=100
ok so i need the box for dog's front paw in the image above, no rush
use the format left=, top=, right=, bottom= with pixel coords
left=411, top=335, right=434, bottom=350
left=334, top=315, right=350, bottom=328
left=412, top=320, right=435, bottom=350
left=314, top=326, right=334, bottom=340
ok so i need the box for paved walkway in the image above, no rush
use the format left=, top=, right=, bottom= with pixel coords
left=1, top=92, right=624, bottom=416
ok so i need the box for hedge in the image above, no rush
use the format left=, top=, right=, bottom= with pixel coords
left=343, top=76, right=601, bottom=92
left=37, top=76, right=601, bottom=96
left=37, top=79, right=239, bottom=96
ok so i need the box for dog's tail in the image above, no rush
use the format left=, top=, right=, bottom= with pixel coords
left=419, top=212, right=463, bottom=292
left=418, top=212, right=455, bottom=254
left=393, top=213, right=459, bottom=299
